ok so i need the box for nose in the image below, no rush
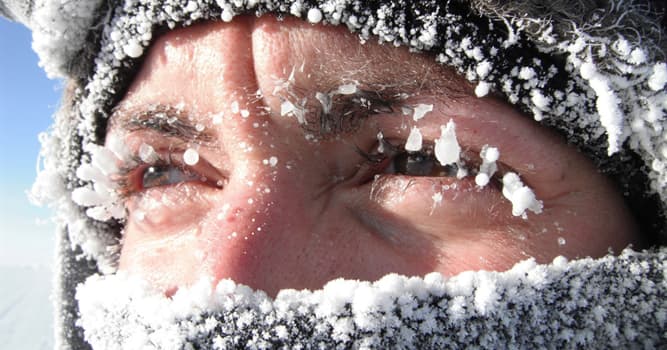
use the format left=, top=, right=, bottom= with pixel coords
left=116, top=16, right=435, bottom=296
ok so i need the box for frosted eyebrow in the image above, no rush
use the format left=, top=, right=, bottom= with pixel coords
left=110, top=105, right=216, bottom=144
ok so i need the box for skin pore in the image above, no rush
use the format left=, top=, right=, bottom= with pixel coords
left=109, top=16, right=640, bottom=296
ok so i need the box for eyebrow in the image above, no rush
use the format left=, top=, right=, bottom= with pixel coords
left=110, top=105, right=216, bottom=144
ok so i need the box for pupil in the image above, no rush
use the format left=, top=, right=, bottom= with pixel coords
left=396, top=152, right=434, bottom=176
left=142, top=165, right=171, bottom=188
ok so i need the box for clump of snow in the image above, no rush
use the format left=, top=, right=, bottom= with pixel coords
left=183, top=148, right=199, bottom=166
left=501, top=172, right=543, bottom=218
left=434, top=120, right=461, bottom=166
left=474, top=81, right=491, bottom=97
left=648, top=63, right=667, bottom=91
left=307, top=8, right=323, bottom=23
left=475, top=145, right=499, bottom=187
left=412, top=104, right=433, bottom=121
left=405, top=127, right=423, bottom=152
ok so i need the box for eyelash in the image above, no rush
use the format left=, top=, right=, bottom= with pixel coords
left=356, top=139, right=501, bottom=188
left=113, top=151, right=222, bottom=199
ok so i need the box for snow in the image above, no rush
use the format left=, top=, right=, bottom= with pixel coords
left=648, top=63, right=667, bottom=91
left=74, top=248, right=666, bottom=349
left=474, top=81, right=491, bottom=97
left=183, top=148, right=199, bottom=166
left=501, top=172, right=543, bottom=218
left=405, top=127, right=423, bottom=152
left=123, top=40, right=143, bottom=58
left=475, top=145, right=499, bottom=187
left=337, top=83, right=357, bottom=95
left=412, top=104, right=433, bottom=121
left=307, top=8, right=323, bottom=23
left=434, top=120, right=461, bottom=166
left=139, top=143, right=159, bottom=163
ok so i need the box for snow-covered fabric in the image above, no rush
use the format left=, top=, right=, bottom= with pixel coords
left=1, top=0, right=666, bottom=349
left=77, top=248, right=666, bottom=349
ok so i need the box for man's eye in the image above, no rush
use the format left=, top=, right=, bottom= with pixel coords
left=141, top=164, right=200, bottom=189
left=385, top=150, right=459, bottom=177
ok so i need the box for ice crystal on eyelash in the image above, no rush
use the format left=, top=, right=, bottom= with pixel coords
left=412, top=104, right=433, bottom=121
left=501, top=172, right=543, bottom=219
left=405, top=126, right=423, bottom=152
left=475, top=145, right=499, bottom=187
left=434, top=120, right=460, bottom=166
left=138, top=143, right=159, bottom=163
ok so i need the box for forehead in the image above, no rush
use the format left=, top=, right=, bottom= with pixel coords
left=115, top=15, right=473, bottom=114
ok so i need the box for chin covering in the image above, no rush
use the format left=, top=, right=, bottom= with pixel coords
left=1, top=0, right=666, bottom=349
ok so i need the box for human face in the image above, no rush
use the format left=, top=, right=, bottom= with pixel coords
left=108, top=16, right=640, bottom=296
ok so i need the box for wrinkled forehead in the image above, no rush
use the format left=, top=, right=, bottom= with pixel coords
left=114, top=16, right=472, bottom=114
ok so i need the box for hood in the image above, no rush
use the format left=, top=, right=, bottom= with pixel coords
left=2, top=0, right=666, bottom=348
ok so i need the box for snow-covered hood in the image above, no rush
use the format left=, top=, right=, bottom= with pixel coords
left=2, top=0, right=666, bottom=348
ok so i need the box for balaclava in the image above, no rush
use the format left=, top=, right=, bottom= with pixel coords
left=1, top=0, right=666, bottom=348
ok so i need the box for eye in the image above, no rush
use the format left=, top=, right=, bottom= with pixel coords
left=141, top=164, right=200, bottom=189
left=384, top=149, right=459, bottom=177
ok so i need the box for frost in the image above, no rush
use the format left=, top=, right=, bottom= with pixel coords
left=183, top=148, right=199, bottom=166
left=307, top=8, right=323, bottom=23
left=501, top=172, right=543, bottom=218
left=475, top=145, right=499, bottom=187
left=337, top=83, right=357, bottom=95
left=76, top=249, right=666, bottom=349
left=648, top=63, right=667, bottom=91
left=412, top=104, right=433, bottom=121
left=434, top=120, right=460, bottom=166
left=474, top=82, right=491, bottom=97
left=475, top=61, right=492, bottom=79
left=123, top=40, right=143, bottom=58
left=138, top=143, right=159, bottom=163
left=405, top=127, right=423, bottom=152
left=231, top=101, right=240, bottom=114
left=280, top=100, right=296, bottom=116
left=376, top=131, right=385, bottom=153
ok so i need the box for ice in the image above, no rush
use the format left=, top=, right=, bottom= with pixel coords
left=648, top=63, right=667, bottom=91
left=405, top=127, right=423, bottom=152
left=268, top=156, right=278, bottom=167
left=195, top=123, right=205, bottom=132
left=434, top=120, right=460, bottom=166
left=501, top=172, right=543, bottom=218
left=240, top=109, right=250, bottom=118
left=475, top=173, right=490, bottom=187
left=474, top=82, right=491, bottom=97
left=307, top=8, right=323, bottom=23
left=557, top=237, right=566, bottom=246
left=212, top=112, right=224, bottom=124
left=376, top=131, right=385, bottom=153
left=231, top=101, right=240, bottom=114
left=337, top=83, right=357, bottom=95
left=475, top=145, right=499, bottom=187
left=138, top=143, right=159, bottom=163
left=412, top=104, right=433, bottom=121
left=183, top=148, right=199, bottom=166
left=280, top=100, right=295, bottom=117
left=123, top=40, right=143, bottom=58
